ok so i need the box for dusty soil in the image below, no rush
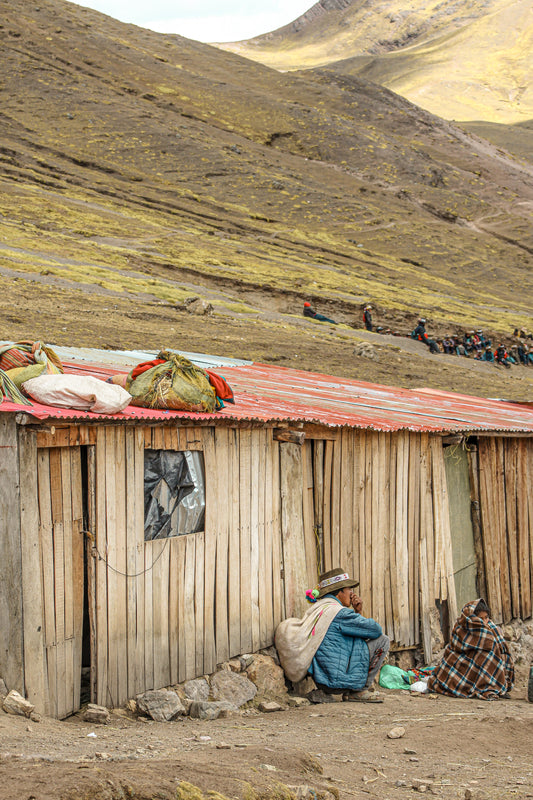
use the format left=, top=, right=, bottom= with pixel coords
left=1, top=677, right=532, bottom=800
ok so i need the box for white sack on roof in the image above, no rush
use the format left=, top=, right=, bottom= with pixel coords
left=22, top=374, right=132, bottom=414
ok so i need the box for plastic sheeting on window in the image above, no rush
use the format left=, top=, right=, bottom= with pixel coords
left=144, top=449, right=205, bottom=540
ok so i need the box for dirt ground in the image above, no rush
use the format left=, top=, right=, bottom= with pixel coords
left=1, top=669, right=532, bottom=800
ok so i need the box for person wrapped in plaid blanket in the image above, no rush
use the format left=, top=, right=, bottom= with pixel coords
left=428, top=599, right=514, bottom=700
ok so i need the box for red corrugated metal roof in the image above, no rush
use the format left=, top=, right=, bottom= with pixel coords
left=1, top=354, right=532, bottom=433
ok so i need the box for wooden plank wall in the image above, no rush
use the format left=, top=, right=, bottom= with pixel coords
left=477, top=437, right=533, bottom=624
left=0, top=416, right=24, bottom=693
left=93, top=425, right=285, bottom=708
left=302, top=430, right=458, bottom=654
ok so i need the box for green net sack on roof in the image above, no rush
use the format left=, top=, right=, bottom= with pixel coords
left=126, top=351, right=217, bottom=412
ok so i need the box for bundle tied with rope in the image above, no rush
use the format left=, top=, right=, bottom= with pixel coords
left=0, top=340, right=63, bottom=404
left=126, top=350, right=217, bottom=412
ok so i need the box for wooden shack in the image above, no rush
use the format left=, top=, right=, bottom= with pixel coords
left=1, top=346, right=533, bottom=718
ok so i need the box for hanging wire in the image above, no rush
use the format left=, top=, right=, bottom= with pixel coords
left=83, top=530, right=170, bottom=577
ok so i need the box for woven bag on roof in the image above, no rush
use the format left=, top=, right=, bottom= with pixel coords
left=0, top=341, right=63, bottom=374
left=0, top=369, right=33, bottom=405
left=126, top=351, right=217, bottom=412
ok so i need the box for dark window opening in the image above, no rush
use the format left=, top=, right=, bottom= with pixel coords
left=144, top=449, right=205, bottom=540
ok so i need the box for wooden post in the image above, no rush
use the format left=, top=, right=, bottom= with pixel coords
left=18, top=428, right=46, bottom=711
left=466, top=445, right=487, bottom=603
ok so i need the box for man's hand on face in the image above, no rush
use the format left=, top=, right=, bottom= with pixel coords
left=350, top=593, right=363, bottom=613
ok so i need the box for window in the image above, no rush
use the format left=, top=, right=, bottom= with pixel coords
left=144, top=449, right=205, bottom=540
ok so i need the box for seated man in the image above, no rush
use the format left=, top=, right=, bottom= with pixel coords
left=427, top=599, right=514, bottom=700
left=303, top=301, right=337, bottom=324
left=275, top=567, right=390, bottom=704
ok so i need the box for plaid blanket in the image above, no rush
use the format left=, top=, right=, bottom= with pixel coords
left=427, top=600, right=514, bottom=700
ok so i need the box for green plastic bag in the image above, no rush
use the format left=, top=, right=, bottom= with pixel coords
left=378, top=663, right=414, bottom=690
left=126, top=351, right=216, bottom=412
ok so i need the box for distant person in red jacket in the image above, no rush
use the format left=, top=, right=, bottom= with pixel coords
left=363, top=304, right=373, bottom=331
left=303, top=302, right=337, bottom=324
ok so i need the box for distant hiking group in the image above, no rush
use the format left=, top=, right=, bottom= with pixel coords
left=302, top=302, right=533, bottom=369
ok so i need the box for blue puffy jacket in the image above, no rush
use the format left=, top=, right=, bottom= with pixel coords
left=309, top=599, right=383, bottom=691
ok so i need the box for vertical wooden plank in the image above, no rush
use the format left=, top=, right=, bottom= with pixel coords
left=371, top=433, right=385, bottom=625
left=19, top=430, right=46, bottom=712
left=302, top=440, right=318, bottom=586
left=363, top=431, right=374, bottom=617
left=339, top=429, right=354, bottom=579
left=431, top=438, right=457, bottom=626
left=177, top=534, right=187, bottom=682
left=495, top=439, right=512, bottom=623
left=357, top=432, right=367, bottom=591
left=419, top=432, right=433, bottom=662
left=86, top=446, right=97, bottom=704
left=262, top=433, right=275, bottom=647
left=257, top=428, right=269, bottom=649
left=94, top=428, right=108, bottom=705
left=329, top=439, right=340, bottom=572
left=185, top=534, right=197, bottom=678
left=313, top=440, right=325, bottom=561
left=280, top=443, right=307, bottom=618
left=350, top=431, right=361, bottom=590
left=478, top=438, right=502, bottom=622
left=322, top=439, right=334, bottom=571
left=134, top=428, right=146, bottom=695
left=239, top=429, right=253, bottom=654
left=70, top=446, right=84, bottom=713
left=202, top=428, right=217, bottom=672
left=113, top=428, right=129, bottom=703
left=125, top=428, right=139, bottom=699
left=215, top=428, right=230, bottom=662
left=527, top=441, right=533, bottom=619
left=169, top=538, right=179, bottom=685
left=250, top=429, right=261, bottom=653
left=104, top=427, right=119, bottom=707
left=37, top=449, right=54, bottom=716
left=195, top=531, right=205, bottom=676
left=228, top=429, right=241, bottom=657
left=271, top=440, right=284, bottom=627
left=467, top=445, right=487, bottom=605
left=144, top=538, right=154, bottom=690
left=503, top=439, right=520, bottom=619
left=407, top=434, right=421, bottom=645
left=388, top=433, right=399, bottom=642
left=516, top=440, right=531, bottom=619
left=60, top=448, right=74, bottom=713
left=152, top=538, right=169, bottom=689
left=53, top=521, right=67, bottom=719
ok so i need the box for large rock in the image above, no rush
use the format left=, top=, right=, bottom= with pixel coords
left=246, top=654, right=288, bottom=701
left=3, top=690, right=34, bottom=718
left=189, top=700, right=238, bottom=720
left=136, top=689, right=185, bottom=722
left=183, top=678, right=210, bottom=701
left=83, top=704, right=110, bottom=724
left=210, top=670, right=257, bottom=707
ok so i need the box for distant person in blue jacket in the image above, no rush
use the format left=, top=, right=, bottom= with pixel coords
left=303, top=301, right=337, bottom=324
left=308, top=567, right=390, bottom=703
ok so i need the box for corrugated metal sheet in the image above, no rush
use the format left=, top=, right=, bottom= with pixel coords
left=1, top=346, right=532, bottom=433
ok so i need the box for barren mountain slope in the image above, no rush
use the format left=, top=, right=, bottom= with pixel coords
left=217, top=0, right=533, bottom=124
left=1, top=0, right=532, bottom=399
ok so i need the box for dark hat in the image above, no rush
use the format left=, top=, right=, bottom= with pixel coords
left=317, top=567, right=359, bottom=598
